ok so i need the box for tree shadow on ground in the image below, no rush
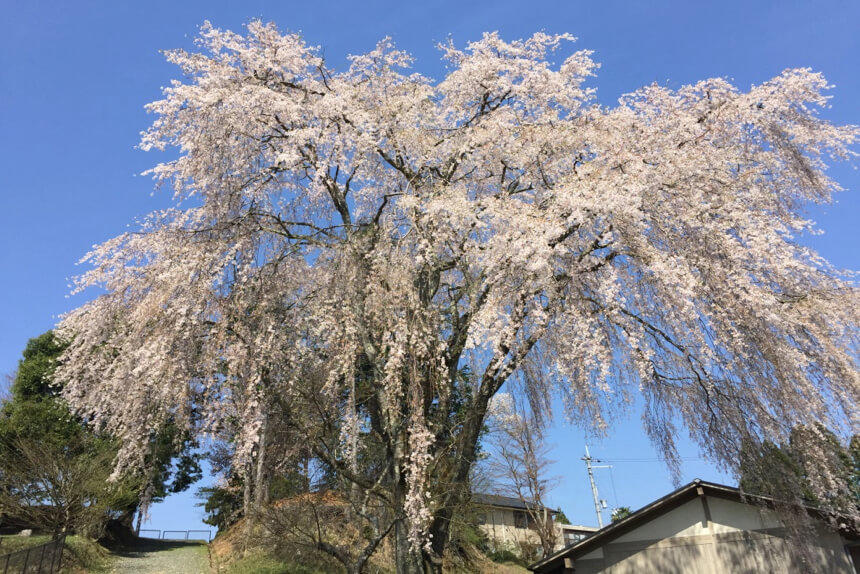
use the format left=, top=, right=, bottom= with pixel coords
left=110, top=538, right=205, bottom=557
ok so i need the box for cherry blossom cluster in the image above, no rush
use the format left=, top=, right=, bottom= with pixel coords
left=56, top=21, right=857, bottom=561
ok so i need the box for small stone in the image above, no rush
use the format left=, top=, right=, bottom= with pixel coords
left=18, top=529, right=32, bottom=537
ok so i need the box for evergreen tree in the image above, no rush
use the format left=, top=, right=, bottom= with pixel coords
left=739, top=425, right=860, bottom=515
left=610, top=507, right=631, bottom=522
left=0, top=332, right=201, bottom=534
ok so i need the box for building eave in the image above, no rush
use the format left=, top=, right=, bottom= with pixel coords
left=529, top=478, right=858, bottom=573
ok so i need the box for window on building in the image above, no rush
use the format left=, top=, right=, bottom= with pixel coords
left=564, top=532, right=587, bottom=546
left=514, top=511, right=529, bottom=529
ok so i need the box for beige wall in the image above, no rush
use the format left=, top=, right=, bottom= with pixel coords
left=480, top=508, right=546, bottom=550
left=570, top=497, right=855, bottom=574
left=480, top=508, right=575, bottom=552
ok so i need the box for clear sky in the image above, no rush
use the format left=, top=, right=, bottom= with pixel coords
left=1, top=0, right=858, bottom=534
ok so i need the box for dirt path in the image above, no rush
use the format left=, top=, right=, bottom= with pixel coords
left=109, top=540, right=210, bottom=574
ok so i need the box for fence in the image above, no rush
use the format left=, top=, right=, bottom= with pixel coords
left=0, top=534, right=65, bottom=574
left=138, top=529, right=212, bottom=542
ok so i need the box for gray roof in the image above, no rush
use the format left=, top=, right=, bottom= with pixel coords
left=530, top=479, right=719, bottom=573
left=528, top=479, right=859, bottom=573
left=472, top=493, right=556, bottom=513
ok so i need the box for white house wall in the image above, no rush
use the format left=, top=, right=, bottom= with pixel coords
left=570, top=496, right=854, bottom=574
left=706, top=496, right=782, bottom=532
left=613, top=499, right=709, bottom=543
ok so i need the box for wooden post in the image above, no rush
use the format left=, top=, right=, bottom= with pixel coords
left=696, top=486, right=712, bottom=528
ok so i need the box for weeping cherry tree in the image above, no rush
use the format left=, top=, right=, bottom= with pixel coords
left=56, top=21, right=858, bottom=572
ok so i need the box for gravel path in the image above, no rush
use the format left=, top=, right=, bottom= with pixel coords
left=109, top=540, right=210, bottom=574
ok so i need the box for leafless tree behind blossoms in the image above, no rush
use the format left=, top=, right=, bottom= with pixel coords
left=54, top=21, right=858, bottom=573
left=486, top=392, right=559, bottom=559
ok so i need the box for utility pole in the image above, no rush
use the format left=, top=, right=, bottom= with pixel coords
left=582, top=445, right=604, bottom=528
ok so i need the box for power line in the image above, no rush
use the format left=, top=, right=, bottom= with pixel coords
left=608, top=465, right=620, bottom=510
left=583, top=448, right=706, bottom=526
left=600, top=457, right=703, bottom=463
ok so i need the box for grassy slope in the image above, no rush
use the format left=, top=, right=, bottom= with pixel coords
left=0, top=534, right=113, bottom=573
left=208, top=519, right=529, bottom=574
left=63, top=536, right=114, bottom=572
left=0, top=534, right=53, bottom=553
left=219, top=551, right=331, bottom=574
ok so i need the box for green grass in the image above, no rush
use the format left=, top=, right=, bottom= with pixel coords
left=0, top=534, right=110, bottom=573
left=0, top=534, right=53, bottom=553
left=223, top=551, right=336, bottom=574
left=62, top=535, right=112, bottom=572
left=486, top=547, right=528, bottom=567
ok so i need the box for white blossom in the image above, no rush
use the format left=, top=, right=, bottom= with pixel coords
left=55, top=21, right=858, bottom=561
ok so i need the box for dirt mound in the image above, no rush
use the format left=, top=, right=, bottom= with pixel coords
left=210, top=493, right=528, bottom=573
left=209, top=515, right=245, bottom=563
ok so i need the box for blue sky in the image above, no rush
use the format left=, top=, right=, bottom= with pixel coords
left=1, top=0, right=858, bottom=534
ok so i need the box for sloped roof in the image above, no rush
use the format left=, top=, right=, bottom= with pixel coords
left=529, top=479, right=857, bottom=573
left=472, top=493, right=556, bottom=513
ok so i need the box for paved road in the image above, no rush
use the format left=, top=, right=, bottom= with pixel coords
left=109, top=540, right=210, bottom=574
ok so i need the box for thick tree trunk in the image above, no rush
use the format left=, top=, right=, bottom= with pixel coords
left=242, top=464, right=252, bottom=518
left=117, top=507, right=135, bottom=531
left=423, top=516, right=449, bottom=574
left=392, top=433, right=423, bottom=574
left=422, top=548, right=444, bottom=574
left=394, top=516, right=422, bottom=574
left=254, top=412, right=269, bottom=510
left=423, top=391, right=493, bottom=572
left=241, top=459, right=253, bottom=555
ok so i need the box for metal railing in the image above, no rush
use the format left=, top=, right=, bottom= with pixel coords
left=138, top=529, right=212, bottom=542
left=161, top=530, right=188, bottom=541
left=186, top=531, right=212, bottom=542
left=0, top=534, right=65, bottom=574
